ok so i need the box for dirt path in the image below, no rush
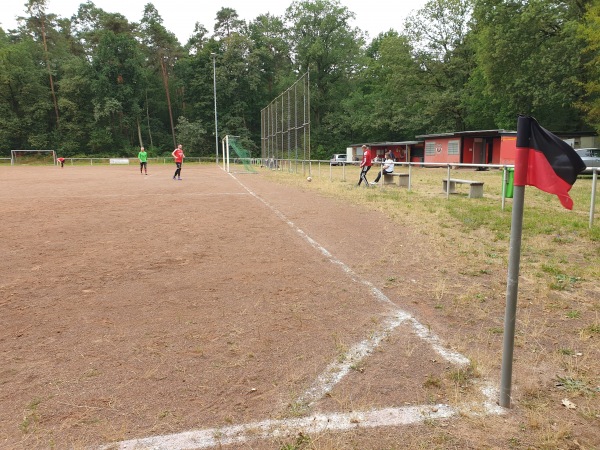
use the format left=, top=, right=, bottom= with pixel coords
left=0, top=165, right=597, bottom=449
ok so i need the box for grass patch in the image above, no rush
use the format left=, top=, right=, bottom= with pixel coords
left=423, top=374, right=443, bottom=389
left=565, top=310, right=581, bottom=319
left=279, top=432, right=312, bottom=450
left=20, top=398, right=42, bottom=434
left=555, top=376, right=598, bottom=395
left=262, top=165, right=600, bottom=449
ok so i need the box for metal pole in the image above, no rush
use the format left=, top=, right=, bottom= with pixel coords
left=446, top=165, right=451, bottom=199
left=499, top=126, right=530, bottom=409
left=502, top=167, right=507, bottom=211
left=500, top=184, right=525, bottom=408
left=226, top=135, right=230, bottom=173
left=211, top=53, right=219, bottom=165
left=306, top=71, right=311, bottom=163
left=221, top=138, right=225, bottom=171
left=590, top=169, right=597, bottom=229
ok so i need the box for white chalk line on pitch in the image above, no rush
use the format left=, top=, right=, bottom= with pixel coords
left=107, top=405, right=457, bottom=450
left=102, top=175, right=504, bottom=449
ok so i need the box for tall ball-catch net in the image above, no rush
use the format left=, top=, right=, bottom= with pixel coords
left=260, top=72, right=310, bottom=173
left=221, top=135, right=257, bottom=174
left=11, top=150, right=57, bottom=166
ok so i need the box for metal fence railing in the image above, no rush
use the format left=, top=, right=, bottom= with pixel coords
left=1, top=157, right=216, bottom=166
left=263, top=159, right=598, bottom=228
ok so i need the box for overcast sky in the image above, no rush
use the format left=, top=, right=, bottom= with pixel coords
left=1, top=0, right=429, bottom=44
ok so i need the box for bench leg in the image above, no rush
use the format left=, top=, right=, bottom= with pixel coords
left=443, top=180, right=456, bottom=193
left=398, top=175, right=408, bottom=187
left=469, top=185, right=484, bottom=198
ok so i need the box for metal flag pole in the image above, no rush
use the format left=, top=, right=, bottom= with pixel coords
left=499, top=182, right=525, bottom=408
left=499, top=116, right=529, bottom=408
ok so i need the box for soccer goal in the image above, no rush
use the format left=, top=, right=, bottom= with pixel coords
left=221, top=135, right=257, bottom=174
left=11, top=150, right=57, bottom=166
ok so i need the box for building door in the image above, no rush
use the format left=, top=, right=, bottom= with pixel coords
left=485, top=137, right=494, bottom=163
left=473, top=138, right=485, bottom=164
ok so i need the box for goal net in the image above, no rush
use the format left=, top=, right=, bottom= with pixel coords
left=11, top=150, right=57, bottom=166
left=221, top=136, right=257, bottom=174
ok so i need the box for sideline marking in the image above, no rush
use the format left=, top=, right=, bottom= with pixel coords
left=102, top=173, right=502, bottom=449
left=295, top=312, right=411, bottom=407
left=233, top=175, right=469, bottom=367
left=105, top=405, right=457, bottom=449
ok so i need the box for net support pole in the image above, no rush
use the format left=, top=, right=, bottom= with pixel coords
left=226, top=135, right=230, bottom=173
left=211, top=53, right=219, bottom=165
left=221, top=137, right=226, bottom=171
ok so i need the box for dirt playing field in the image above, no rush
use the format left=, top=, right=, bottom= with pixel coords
left=0, top=163, right=598, bottom=449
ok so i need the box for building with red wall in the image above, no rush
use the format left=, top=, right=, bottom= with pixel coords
left=349, top=130, right=596, bottom=166
left=415, top=130, right=519, bottom=166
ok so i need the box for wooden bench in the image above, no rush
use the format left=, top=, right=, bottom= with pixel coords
left=383, top=173, right=409, bottom=187
left=442, top=178, right=484, bottom=198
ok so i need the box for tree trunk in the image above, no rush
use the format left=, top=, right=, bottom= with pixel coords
left=40, top=17, right=59, bottom=128
left=160, top=57, right=176, bottom=148
left=137, top=118, right=143, bottom=148
left=145, top=90, right=154, bottom=148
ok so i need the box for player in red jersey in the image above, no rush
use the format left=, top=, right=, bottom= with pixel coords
left=357, top=145, right=372, bottom=187
left=172, top=144, right=185, bottom=180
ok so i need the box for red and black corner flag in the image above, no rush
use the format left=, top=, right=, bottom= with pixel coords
left=515, top=115, right=586, bottom=209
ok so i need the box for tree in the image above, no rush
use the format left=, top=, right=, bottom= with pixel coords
left=578, top=0, right=600, bottom=132
left=0, top=37, right=52, bottom=151
left=185, top=22, right=209, bottom=55
left=213, top=7, right=246, bottom=38
left=24, top=0, right=60, bottom=128
left=248, top=13, right=293, bottom=99
left=56, top=56, right=96, bottom=154
left=363, top=32, right=425, bottom=140
left=89, top=30, right=145, bottom=152
left=471, top=0, right=588, bottom=130
left=70, top=2, right=137, bottom=57
left=285, top=0, right=365, bottom=151
left=404, top=0, right=475, bottom=133
left=140, top=3, right=184, bottom=148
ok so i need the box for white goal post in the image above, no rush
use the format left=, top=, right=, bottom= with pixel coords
left=11, top=150, right=57, bottom=166
left=220, top=135, right=257, bottom=174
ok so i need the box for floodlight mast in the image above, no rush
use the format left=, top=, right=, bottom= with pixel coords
left=211, top=53, right=219, bottom=165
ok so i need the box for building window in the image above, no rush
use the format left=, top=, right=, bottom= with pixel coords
left=448, top=140, right=460, bottom=155
left=425, top=142, right=436, bottom=156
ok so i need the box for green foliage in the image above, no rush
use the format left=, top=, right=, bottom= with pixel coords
left=0, top=38, right=50, bottom=152
left=0, top=0, right=597, bottom=156
left=404, top=0, right=476, bottom=132
left=89, top=30, right=145, bottom=151
left=285, top=0, right=365, bottom=149
left=578, top=0, right=600, bottom=134
left=472, top=0, right=587, bottom=130
left=174, top=116, right=207, bottom=155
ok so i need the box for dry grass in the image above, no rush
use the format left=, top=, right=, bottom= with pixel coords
left=259, top=164, right=600, bottom=450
